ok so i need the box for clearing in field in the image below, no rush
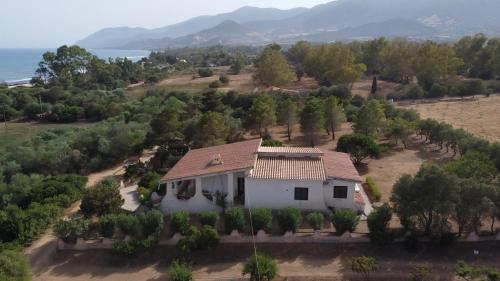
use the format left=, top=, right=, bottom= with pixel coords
left=403, top=95, right=500, bottom=142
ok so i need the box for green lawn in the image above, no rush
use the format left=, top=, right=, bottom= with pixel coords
left=0, top=121, right=93, bottom=149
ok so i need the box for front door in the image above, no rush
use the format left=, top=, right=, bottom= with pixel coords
left=237, top=178, right=245, bottom=202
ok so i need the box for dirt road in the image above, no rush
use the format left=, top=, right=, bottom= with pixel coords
left=32, top=242, right=500, bottom=281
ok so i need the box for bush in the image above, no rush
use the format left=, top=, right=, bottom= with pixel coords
left=0, top=249, right=31, bottom=281
left=171, top=211, right=191, bottom=235
left=348, top=256, right=378, bottom=280
left=139, top=209, right=164, bottom=237
left=224, top=208, right=245, bottom=234
left=242, top=253, right=278, bottom=281
left=410, top=265, right=433, bottom=281
left=99, top=214, right=117, bottom=238
left=332, top=210, right=359, bottom=235
left=367, top=204, right=393, bottom=246
left=407, top=85, right=425, bottom=99
left=455, top=80, right=487, bottom=98
left=138, top=171, right=160, bottom=191
left=306, top=212, right=324, bottom=231
left=112, top=240, right=135, bottom=255
left=208, top=80, right=221, bottom=88
left=365, top=176, right=382, bottom=202
left=80, top=178, right=123, bottom=217
left=168, top=261, right=192, bottom=281
left=199, top=211, right=219, bottom=227
left=176, top=226, right=200, bottom=255
left=197, top=225, right=219, bottom=250
left=115, top=214, right=141, bottom=237
left=219, top=75, right=230, bottom=84
left=428, top=84, right=447, bottom=98
left=250, top=208, right=273, bottom=233
left=198, top=68, right=213, bottom=77
left=54, top=217, right=89, bottom=244
left=278, top=207, right=302, bottom=233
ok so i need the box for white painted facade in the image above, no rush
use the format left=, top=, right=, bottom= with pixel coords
left=157, top=142, right=365, bottom=214
left=159, top=172, right=362, bottom=214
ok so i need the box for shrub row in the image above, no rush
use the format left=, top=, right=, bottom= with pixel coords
left=172, top=207, right=360, bottom=236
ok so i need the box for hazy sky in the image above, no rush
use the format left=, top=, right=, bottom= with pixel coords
left=0, top=0, right=332, bottom=48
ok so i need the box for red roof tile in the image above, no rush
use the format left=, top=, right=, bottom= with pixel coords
left=250, top=156, right=326, bottom=181
left=162, top=139, right=261, bottom=181
left=321, top=150, right=363, bottom=182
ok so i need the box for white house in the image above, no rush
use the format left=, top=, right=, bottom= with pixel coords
left=157, top=139, right=366, bottom=214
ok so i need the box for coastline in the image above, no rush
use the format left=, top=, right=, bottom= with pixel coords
left=0, top=48, right=150, bottom=84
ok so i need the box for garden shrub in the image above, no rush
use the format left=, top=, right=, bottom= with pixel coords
left=115, top=214, right=141, bottom=237
left=242, top=253, right=278, bottom=281
left=139, top=209, right=164, bottom=237
left=168, top=261, right=192, bottom=281
left=171, top=211, right=191, bottom=235
left=199, top=211, right=219, bottom=227
left=261, top=139, right=283, bottom=147
left=197, top=225, right=219, bottom=250
left=224, top=208, right=245, bottom=234
left=306, top=212, right=324, bottom=231
left=54, top=216, right=89, bottom=244
left=176, top=226, right=200, bottom=255
left=99, top=214, right=118, bottom=238
left=367, top=204, right=393, bottom=246
left=332, top=210, right=359, bottom=235
left=250, top=208, right=273, bottom=233
left=278, top=207, right=302, bottom=233
left=112, top=240, right=135, bottom=255
left=365, top=176, right=382, bottom=202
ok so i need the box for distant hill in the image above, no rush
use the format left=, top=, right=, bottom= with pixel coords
left=77, top=0, right=500, bottom=49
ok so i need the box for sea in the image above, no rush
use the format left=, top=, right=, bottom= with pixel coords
left=0, top=48, right=150, bottom=85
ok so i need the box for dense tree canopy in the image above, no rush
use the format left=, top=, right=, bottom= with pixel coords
left=254, top=44, right=295, bottom=86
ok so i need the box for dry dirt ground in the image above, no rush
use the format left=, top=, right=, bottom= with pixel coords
left=402, top=95, right=500, bottom=142
left=266, top=123, right=453, bottom=203
left=155, top=66, right=318, bottom=93
left=32, top=242, right=500, bottom=281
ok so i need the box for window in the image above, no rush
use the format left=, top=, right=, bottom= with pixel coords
left=294, top=187, right=308, bottom=201
left=334, top=186, right=348, bottom=199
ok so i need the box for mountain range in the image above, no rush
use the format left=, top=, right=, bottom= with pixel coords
left=77, top=0, right=500, bottom=50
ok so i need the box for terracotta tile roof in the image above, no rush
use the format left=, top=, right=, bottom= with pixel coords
left=250, top=157, right=326, bottom=181
left=162, top=139, right=261, bottom=181
left=321, top=150, right=363, bottom=182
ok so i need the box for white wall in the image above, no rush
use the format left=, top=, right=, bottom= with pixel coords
left=323, top=179, right=357, bottom=210
left=245, top=178, right=327, bottom=211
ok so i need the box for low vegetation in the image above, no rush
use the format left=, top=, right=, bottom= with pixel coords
left=242, top=253, right=278, bottom=281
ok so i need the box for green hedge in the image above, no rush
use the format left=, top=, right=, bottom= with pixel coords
left=365, top=176, right=382, bottom=202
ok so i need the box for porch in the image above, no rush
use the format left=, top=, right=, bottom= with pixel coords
left=159, top=170, right=247, bottom=214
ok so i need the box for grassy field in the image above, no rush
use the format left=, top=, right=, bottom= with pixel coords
left=403, top=95, right=500, bottom=142
left=0, top=121, right=93, bottom=149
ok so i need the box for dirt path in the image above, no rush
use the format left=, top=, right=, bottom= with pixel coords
left=32, top=242, right=500, bottom=281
